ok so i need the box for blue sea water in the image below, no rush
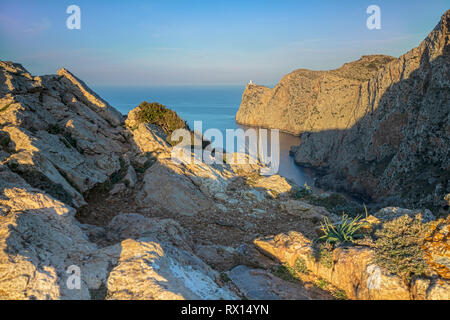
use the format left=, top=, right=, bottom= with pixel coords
left=94, top=86, right=313, bottom=186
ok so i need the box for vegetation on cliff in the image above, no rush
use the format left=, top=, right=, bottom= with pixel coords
left=135, top=101, right=189, bottom=146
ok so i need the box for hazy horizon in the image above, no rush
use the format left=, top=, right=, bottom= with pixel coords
left=0, top=0, right=448, bottom=86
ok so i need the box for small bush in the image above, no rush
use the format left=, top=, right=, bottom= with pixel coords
left=293, top=258, right=310, bottom=274
left=315, top=278, right=329, bottom=290
left=291, top=183, right=312, bottom=199
left=332, top=289, right=347, bottom=300
left=135, top=102, right=188, bottom=145
left=220, top=272, right=231, bottom=283
left=0, top=102, right=12, bottom=113
left=47, top=123, right=64, bottom=135
left=271, top=264, right=301, bottom=283
left=317, top=243, right=334, bottom=269
left=0, top=135, right=11, bottom=149
left=373, top=215, right=430, bottom=282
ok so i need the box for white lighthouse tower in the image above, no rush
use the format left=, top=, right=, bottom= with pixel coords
left=248, top=80, right=254, bottom=86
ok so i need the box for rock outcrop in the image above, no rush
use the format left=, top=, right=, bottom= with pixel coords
left=236, top=10, right=450, bottom=212
left=254, top=210, right=450, bottom=300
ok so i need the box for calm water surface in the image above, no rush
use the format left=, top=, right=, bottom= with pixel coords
left=94, top=86, right=313, bottom=186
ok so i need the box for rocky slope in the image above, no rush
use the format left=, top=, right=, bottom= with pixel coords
left=236, top=10, right=450, bottom=212
left=0, top=61, right=336, bottom=299
left=0, top=58, right=448, bottom=299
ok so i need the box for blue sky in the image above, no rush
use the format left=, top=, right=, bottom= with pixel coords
left=0, top=0, right=448, bottom=86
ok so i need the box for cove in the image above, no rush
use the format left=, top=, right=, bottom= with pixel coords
left=94, top=85, right=315, bottom=186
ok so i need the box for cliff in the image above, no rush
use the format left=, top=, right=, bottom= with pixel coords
left=236, top=54, right=396, bottom=135
left=236, top=10, right=450, bottom=212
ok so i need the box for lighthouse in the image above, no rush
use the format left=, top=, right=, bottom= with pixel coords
left=248, top=80, right=254, bottom=85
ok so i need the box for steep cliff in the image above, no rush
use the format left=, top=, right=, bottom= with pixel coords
left=236, top=55, right=396, bottom=135
left=236, top=10, right=450, bottom=212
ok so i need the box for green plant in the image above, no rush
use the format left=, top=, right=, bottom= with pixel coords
left=291, top=183, right=312, bottom=199
left=315, top=243, right=334, bottom=269
left=373, top=215, right=430, bottom=282
left=0, top=102, right=12, bottom=113
left=47, top=123, right=64, bottom=135
left=0, top=135, right=11, bottom=149
left=135, top=101, right=187, bottom=145
left=220, top=272, right=231, bottom=283
left=332, top=289, right=347, bottom=300
left=315, top=278, right=329, bottom=290
left=271, top=264, right=300, bottom=283
left=317, top=214, right=367, bottom=244
left=293, top=258, right=310, bottom=274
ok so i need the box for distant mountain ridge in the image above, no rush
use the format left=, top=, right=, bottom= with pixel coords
left=236, top=10, right=450, bottom=212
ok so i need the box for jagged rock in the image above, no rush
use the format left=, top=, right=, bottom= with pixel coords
left=57, top=68, right=123, bottom=127
left=0, top=172, right=95, bottom=299
left=280, top=200, right=329, bottom=219
left=106, top=213, right=193, bottom=251
left=195, top=245, right=237, bottom=271
left=0, top=62, right=128, bottom=207
left=123, top=165, right=137, bottom=188
left=105, top=238, right=237, bottom=300
left=236, top=10, right=450, bottom=211
left=137, top=160, right=214, bottom=216
left=228, top=265, right=312, bottom=300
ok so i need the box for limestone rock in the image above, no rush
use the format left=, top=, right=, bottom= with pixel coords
left=0, top=177, right=95, bottom=299
left=57, top=68, right=123, bottom=126
left=281, top=200, right=329, bottom=219
left=137, top=160, right=214, bottom=216
left=123, top=165, right=137, bottom=188
left=228, top=265, right=311, bottom=300
left=253, top=220, right=449, bottom=300
left=105, top=238, right=238, bottom=300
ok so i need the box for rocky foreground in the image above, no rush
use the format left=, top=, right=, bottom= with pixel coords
left=237, top=10, right=450, bottom=213
left=0, top=58, right=448, bottom=298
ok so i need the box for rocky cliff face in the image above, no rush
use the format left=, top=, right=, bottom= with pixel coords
left=236, top=10, right=450, bottom=212
left=237, top=55, right=396, bottom=135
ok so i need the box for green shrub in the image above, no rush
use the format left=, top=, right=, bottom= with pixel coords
left=316, top=243, right=334, bottom=268
left=271, top=264, right=301, bottom=283
left=0, top=135, right=11, bottom=149
left=332, top=289, right=347, bottom=300
left=293, top=258, right=310, bottom=274
left=315, top=278, right=329, bottom=290
left=47, top=123, right=64, bottom=135
left=220, top=272, right=231, bottom=283
left=291, top=183, right=312, bottom=199
left=373, top=215, right=430, bottom=282
left=135, top=102, right=187, bottom=145
left=0, top=102, right=12, bottom=113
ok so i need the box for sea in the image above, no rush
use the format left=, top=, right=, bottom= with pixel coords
left=94, top=85, right=313, bottom=186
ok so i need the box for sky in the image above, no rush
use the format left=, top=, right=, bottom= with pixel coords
left=0, top=0, right=448, bottom=86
